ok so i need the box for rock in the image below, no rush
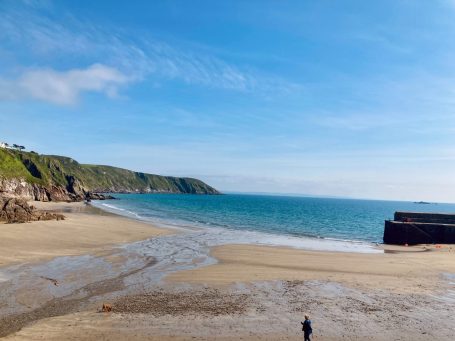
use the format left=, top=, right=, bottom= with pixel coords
left=85, top=192, right=116, bottom=201
left=0, top=196, right=65, bottom=223
left=0, top=177, right=88, bottom=202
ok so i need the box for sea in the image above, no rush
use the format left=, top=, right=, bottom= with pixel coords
left=92, top=193, right=455, bottom=253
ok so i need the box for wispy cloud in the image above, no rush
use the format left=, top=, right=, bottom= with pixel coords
left=0, top=1, right=299, bottom=103
left=0, top=64, right=130, bottom=105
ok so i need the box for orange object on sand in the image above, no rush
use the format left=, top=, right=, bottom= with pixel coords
left=101, top=303, right=112, bottom=312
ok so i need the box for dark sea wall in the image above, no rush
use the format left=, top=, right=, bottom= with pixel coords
left=384, top=212, right=455, bottom=244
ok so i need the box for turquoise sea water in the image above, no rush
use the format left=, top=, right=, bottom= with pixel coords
left=94, top=194, right=455, bottom=244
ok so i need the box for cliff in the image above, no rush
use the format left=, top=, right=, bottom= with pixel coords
left=0, top=148, right=219, bottom=201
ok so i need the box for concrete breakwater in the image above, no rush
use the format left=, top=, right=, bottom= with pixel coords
left=384, top=211, right=455, bottom=245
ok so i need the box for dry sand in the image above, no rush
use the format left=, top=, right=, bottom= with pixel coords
left=0, top=201, right=170, bottom=267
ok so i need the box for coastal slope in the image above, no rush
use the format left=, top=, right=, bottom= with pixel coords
left=0, top=148, right=219, bottom=201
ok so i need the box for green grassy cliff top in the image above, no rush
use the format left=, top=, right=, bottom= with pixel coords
left=0, top=148, right=219, bottom=195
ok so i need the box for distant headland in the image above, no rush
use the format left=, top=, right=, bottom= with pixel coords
left=0, top=142, right=220, bottom=202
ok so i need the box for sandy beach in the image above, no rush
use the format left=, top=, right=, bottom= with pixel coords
left=0, top=202, right=171, bottom=267
left=1, top=202, right=455, bottom=340
left=168, top=244, right=455, bottom=293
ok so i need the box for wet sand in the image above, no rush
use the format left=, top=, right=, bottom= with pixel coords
left=168, top=244, right=455, bottom=293
left=1, top=201, right=455, bottom=340
left=0, top=201, right=170, bottom=267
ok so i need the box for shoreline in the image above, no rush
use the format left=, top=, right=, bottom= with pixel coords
left=1, top=200, right=455, bottom=340
left=91, top=199, right=384, bottom=254
left=1, top=200, right=451, bottom=272
left=92, top=199, right=453, bottom=255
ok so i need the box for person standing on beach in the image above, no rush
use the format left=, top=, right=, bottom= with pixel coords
left=301, top=314, right=312, bottom=341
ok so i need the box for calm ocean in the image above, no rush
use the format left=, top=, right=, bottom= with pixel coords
left=93, top=193, right=455, bottom=245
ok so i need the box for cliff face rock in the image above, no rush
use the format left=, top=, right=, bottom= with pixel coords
left=0, top=178, right=84, bottom=202
left=0, top=196, right=65, bottom=223
left=0, top=178, right=35, bottom=200
left=0, top=149, right=219, bottom=202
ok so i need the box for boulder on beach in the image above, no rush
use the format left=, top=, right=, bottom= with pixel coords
left=0, top=196, right=65, bottom=223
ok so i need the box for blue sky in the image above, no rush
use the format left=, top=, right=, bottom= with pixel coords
left=1, top=0, right=455, bottom=202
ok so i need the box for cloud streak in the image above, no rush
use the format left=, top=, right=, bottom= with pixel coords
left=0, top=2, right=299, bottom=100
left=0, top=64, right=130, bottom=105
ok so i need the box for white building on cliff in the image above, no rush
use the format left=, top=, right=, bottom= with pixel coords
left=0, top=142, right=9, bottom=148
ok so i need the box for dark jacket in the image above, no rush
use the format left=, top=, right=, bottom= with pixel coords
left=301, top=319, right=312, bottom=333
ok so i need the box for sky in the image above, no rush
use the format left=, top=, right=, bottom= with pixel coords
left=1, top=0, right=455, bottom=202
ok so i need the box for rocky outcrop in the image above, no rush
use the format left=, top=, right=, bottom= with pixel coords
left=0, top=178, right=83, bottom=202
left=0, top=196, right=65, bottom=223
left=85, top=192, right=116, bottom=201
left=0, top=178, right=115, bottom=202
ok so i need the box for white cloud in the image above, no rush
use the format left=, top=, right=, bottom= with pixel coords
left=0, top=64, right=130, bottom=105
left=0, top=3, right=299, bottom=96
